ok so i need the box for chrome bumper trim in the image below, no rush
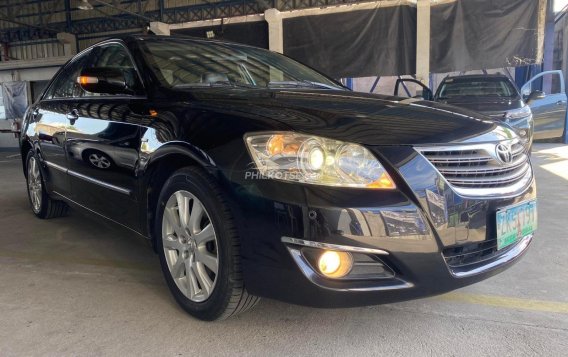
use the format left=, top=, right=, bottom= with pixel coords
left=281, top=236, right=389, bottom=255
left=282, top=238, right=412, bottom=292
left=448, top=234, right=534, bottom=278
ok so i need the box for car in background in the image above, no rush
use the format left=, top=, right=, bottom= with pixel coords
left=435, top=74, right=535, bottom=148
left=395, top=71, right=567, bottom=147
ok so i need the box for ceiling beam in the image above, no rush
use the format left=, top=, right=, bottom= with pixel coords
left=91, top=0, right=153, bottom=22
left=0, top=17, right=60, bottom=33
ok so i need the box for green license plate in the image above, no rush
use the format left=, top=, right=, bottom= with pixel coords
left=496, top=200, right=537, bottom=250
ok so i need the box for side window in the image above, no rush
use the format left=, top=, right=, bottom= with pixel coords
left=46, top=50, right=91, bottom=99
left=522, top=72, right=563, bottom=97
left=88, top=44, right=142, bottom=95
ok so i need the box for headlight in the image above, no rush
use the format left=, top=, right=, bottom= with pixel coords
left=505, top=106, right=531, bottom=120
left=244, top=132, right=395, bottom=189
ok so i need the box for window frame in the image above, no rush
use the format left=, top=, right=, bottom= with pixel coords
left=520, top=70, right=565, bottom=97
left=41, top=48, right=93, bottom=101
left=86, top=41, right=146, bottom=98
left=41, top=40, right=147, bottom=102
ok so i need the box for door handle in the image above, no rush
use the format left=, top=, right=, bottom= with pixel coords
left=556, top=100, right=566, bottom=105
left=66, top=109, right=79, bottom=125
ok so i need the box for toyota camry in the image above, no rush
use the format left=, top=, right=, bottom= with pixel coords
left=20, top=36, right=537, bottom=321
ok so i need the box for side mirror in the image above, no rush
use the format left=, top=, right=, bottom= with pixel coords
left=525, top=90, right=545, bottom=103
left=77, top=67, right=131, bottom=95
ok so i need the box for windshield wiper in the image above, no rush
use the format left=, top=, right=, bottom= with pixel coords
left=267, top=80, right=342, bottom=90
left=173, top=81, right=256, bottom=89
left=210, top=81, right=256, bottom=88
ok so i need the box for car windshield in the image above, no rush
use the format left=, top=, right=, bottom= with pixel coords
left=437, top=77, right=517, bottom=99
left=138, top=39, right=345, bottom=90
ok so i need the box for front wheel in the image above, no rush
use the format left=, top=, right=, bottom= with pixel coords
left=155, top=167, right=259, bottom=320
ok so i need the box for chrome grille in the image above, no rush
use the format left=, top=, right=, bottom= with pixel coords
left=417, top=140, right=532, bottom=196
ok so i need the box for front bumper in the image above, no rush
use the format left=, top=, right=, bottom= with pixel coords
left=222, top=145, right=536, bottom=307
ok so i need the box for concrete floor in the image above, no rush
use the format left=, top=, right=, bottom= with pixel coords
left=0, top=144, right=567, bottom=356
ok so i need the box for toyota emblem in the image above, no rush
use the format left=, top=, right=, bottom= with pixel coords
left=495, top=143, right=513, bottom=164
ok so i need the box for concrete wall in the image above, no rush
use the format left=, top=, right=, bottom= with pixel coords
left=0, top=58, right=68, bottom=149
left=4, top=40, right=65, bottom=62
left=0, top=66, right=61, bottom=83
left=0, top=121, right=19, bottom=150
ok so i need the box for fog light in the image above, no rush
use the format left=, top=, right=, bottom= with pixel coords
left=317, top=251, right=353, bottom=278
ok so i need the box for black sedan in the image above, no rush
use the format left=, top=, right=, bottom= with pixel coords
left=20, top=36, right=537, bottom=321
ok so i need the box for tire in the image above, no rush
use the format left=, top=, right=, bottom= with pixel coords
left=155, top=167, right=259, bottom=320
left=25, top=150, right=68, bottom=219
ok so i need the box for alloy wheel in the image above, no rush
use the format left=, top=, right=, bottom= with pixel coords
left=27, top=156, right=42, bottom=213
left=162, top=190, right=219, bottom=302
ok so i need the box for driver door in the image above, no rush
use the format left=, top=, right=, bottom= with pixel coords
left=521, top=70, right=567, bottom=140
left=65, top=42, right=146, bottom=230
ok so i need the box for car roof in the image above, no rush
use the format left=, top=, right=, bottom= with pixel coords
left=443, top=74, right=510, bottom=81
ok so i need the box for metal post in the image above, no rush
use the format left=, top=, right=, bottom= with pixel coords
left=370, top=76, right=381, bottom=93
left=562, top=110, right=568, bottom=144
left=543, top=0, right=555, bottom=94
left=159, top=0, right=165, bottom=22
left=64, top=0, right=72, bottom=33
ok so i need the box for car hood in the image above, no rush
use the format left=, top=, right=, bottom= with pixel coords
left=436, top=96, right=523, bottom=114
left=174, top=88, right=516, bottom=146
